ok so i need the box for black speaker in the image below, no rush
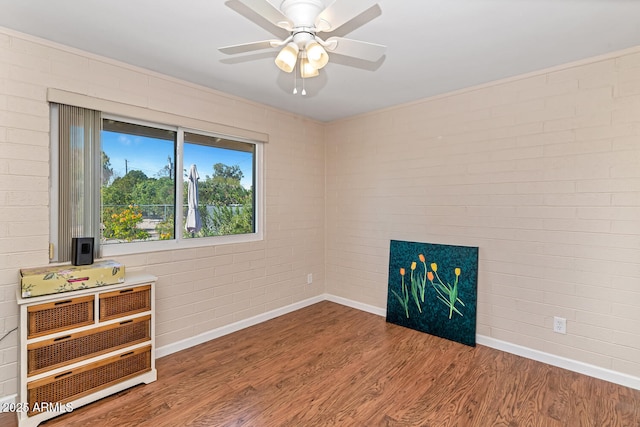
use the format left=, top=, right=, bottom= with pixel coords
left=72, top=237, right=94, bottom=266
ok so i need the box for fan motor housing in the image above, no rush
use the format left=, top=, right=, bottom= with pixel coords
left=281, top=0, right=324, bottom=27
left=292, top=29, right=315, bottom=47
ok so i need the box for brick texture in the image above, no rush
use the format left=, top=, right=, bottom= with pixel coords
left=0, top=29, right=325, bottom=398
left=1, top=26, right=639, bottom=401
left=326, top=50, right=640, bottom=378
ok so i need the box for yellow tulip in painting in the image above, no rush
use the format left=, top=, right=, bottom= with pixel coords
left=391, top=254, right=464, bottom=320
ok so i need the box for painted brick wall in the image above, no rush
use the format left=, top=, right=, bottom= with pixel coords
left=0, top=28, right=325, bottom=398
left=1, top=25, right=639, bottom=401
left=325, top=49, right=640, bottom=379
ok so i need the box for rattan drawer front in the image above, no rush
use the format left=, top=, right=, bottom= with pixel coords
left=27, top=296, right=95, bottom=339
left=27, top=315, right=151, bottom=377
left=27, top=345, right=152, bottom=416
left=99, top=285, right=151, bottom=321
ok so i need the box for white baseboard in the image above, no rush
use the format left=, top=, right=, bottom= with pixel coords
left=323, top=294, right=387, bottom=317
left=323, top=294, right=640, bottom=391
left=0, top=393, right=16, bottom=412
left=155, top=294, right=325, bottom=358
left=157, top=293, right=640, bottom=391
left=476, top=335, right=640, bottom=391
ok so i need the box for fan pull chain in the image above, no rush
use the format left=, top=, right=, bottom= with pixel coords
left=291, top=55, right=308, bottom=96
left=293, top=60, right=298, bottom=94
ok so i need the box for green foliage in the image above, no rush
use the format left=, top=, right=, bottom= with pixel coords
left=184, top=197, right=253, bottom=239
left=213, top=163, right=243, bottom=181
left=102, top=205, right=150, bottom=242
left=210, top=202, right=253, bottom=235
left=131, top=176, right=175, bottom=214
left=102, top=170, right=149, bottom=206
left=198, top=178, right=250, bottom=207
left=156, top=214, right=174, bottom=240
left=101, top=163, right=252, bottom=241
left=198, top=162, right=250, bottom=207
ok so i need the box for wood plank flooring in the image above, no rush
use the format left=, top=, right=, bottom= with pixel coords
left=3, top=301, right=640, bottom=426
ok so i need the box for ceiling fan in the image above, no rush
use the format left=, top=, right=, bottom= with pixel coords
left=219, top=0, right=386, bottom=83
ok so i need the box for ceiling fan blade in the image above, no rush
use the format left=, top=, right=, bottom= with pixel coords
left=315, top=0, right=379, bottom=32
left=324, top=37, right=386, bottom=62
left=219, top=40, right=281, bottom=55
left=236, top=0, right=294, bottom=31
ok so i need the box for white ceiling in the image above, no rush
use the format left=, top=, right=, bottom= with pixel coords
left=1, top=0, right=640, bottom=122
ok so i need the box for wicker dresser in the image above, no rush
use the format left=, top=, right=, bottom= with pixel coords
left=15, top=273, right=157, bottom=427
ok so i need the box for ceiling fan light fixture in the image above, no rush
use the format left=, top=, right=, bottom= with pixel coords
left=220, top=0, right=387, bottom=92
left=275, top=42, right=299, bottom=73
left=300, top=57, right=319, bottom=78
left=305, top=40, right=329, bottom=69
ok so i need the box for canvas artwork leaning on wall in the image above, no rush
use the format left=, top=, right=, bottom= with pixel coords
left=386, top=240, right=479, bottom=347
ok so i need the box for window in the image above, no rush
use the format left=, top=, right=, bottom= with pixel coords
left=51, top=104, right=262, bottom=262
left=182, top=132, right=255, bottom=238
left=100, top=119, right=177, bottom=245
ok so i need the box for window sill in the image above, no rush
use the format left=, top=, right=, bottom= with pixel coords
left=99, top=232, right=263, bottom=257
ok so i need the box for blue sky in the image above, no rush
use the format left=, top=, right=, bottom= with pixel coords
left=102, top=131, right=253, bottom=188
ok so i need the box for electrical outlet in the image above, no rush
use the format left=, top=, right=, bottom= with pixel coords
left=553, top=316, right=567, bottom=334
left=307, top=273, right=313, bottom=285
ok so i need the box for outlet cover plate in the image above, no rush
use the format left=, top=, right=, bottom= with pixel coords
left=553, top=316, right=567, bottom=334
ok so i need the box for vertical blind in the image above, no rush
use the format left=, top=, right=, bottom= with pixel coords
left=54, top=104, right=102, bottom=262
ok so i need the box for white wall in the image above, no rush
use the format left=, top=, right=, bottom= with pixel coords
left=0, top=28, right=325, bottom=398
left=325, top=48, right=640, bottom=381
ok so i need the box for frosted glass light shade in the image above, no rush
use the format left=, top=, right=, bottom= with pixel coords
left=300, top=57, right=319, bottom=78
left=305, top=40, right=328, bottom=69
left=275, top=42, right=299, bottom=73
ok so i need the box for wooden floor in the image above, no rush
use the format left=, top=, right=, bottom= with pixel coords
left=3, top=301, right=640, bottom=426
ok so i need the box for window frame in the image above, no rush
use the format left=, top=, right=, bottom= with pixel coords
left=101, top=114, right=264, bottom=257
left=51, top=108, right=264, bottom=260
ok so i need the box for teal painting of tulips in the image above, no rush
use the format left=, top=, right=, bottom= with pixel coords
left=386, top=240, right=478, bottom=347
